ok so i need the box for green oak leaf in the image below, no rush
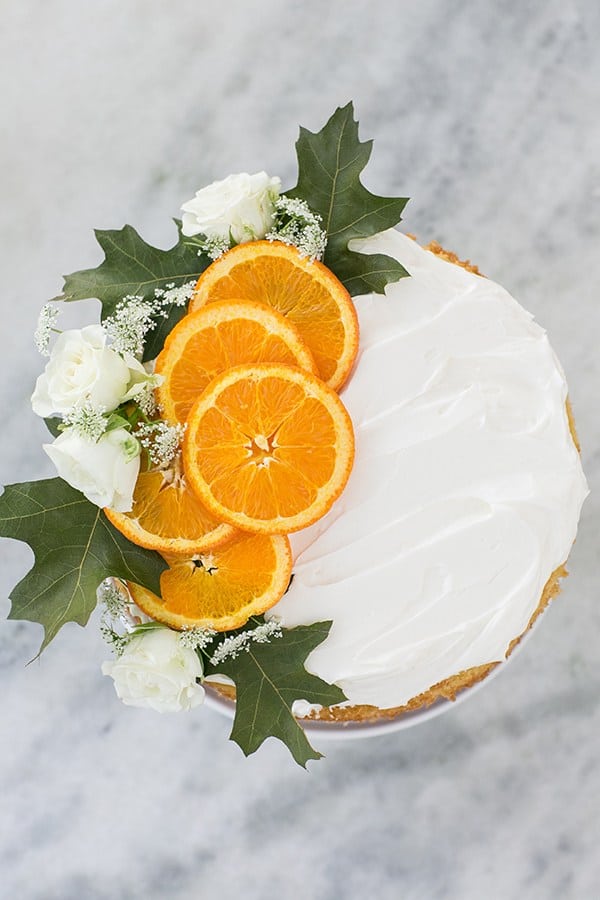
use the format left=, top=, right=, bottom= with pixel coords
left=0, top=478, right=167, bottom=653
left=44, top=417, right=62, bottom=438
left=55, top=221, right=210, bottom=360
left=288, top=102, right=410, bottom=296
left=209, top=621, right=346, bottom=767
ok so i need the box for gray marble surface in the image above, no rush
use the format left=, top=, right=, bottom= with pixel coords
left=1, top=1, right=598, bottom=898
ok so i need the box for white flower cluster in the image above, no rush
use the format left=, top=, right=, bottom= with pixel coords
left=154, top=281, right=196, bottom=309
left=179, top=626, right=216, bottom=651
left=104, top=281, right=195, bottom=358
left=62, top=399, right=108, bottom=442
left=210, top=619, right=283, bottom=666
left=266, top=196, right=327, bottom=261
left=103, top=295, right=156, bottom=358
left=98, top=579, right=137, bottom=657
left=29, top=324, right=159, bottom=512
left=98, top=578, right=129, bottom=619
left=181, top=172, right=281, bottom=248
left=134, top=381, right=159, bottom=418
left=137, top=421, right=186, bottom=469
left=34, top=303, right=60, bottom=356
left=194, top=234, right=232, bottom=262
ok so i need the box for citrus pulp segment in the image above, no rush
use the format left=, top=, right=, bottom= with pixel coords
left=156, top=298, right=316, bottom=425
left=105, top=467, right=235, bottom=555
left=183, top=363, right=355, bottom=534
left=189, top=240, right=359, bottom=391
left=128, top=532, right=292, bottom=631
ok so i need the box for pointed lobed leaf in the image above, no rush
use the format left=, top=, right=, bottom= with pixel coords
left=55, top=221, right=210, bottom=358
left=0, top=478, right=167, bottom=652
left=288, top=102, right=410, bottom=296
left=44, top=417, right=62, bottom=438
left=57, top=221, right=206, bottom=314
left=211, top=621, right=346, bottom=768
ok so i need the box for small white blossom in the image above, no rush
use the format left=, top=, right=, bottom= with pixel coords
left=210, top=632, right=251, bottom=664
left=104, top=295, right=156, bottom=358
left=104, top=282, right=196, bottom=359
left=100, top=621, right=131, bottom=657
left=98, top=579, right=139, bottom=657
left=194, top=234, right=231, bottom=261
left=135, top=381, right=159, bottom=418
left=154, top=280, right=196, bottom=308
left=266, top=196, right=327, bottom=261
left=137, top=421, right=185, bottom=468
left=99, top=578, right=129, bottom=619
left=251, top=621, right=283, bottom=644
left=62, top=399, right=107, bottom=442
left=210, top=619, right=283, bottom=666
left=179, top=627, right=216, bottom=651
left=34, top=303, right=60, bottom=356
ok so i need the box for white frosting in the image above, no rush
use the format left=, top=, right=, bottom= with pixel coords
left=271, top=230, right=588, bottom=710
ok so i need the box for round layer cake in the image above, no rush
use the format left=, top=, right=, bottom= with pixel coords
left=265, top=229, right=588, bottom=722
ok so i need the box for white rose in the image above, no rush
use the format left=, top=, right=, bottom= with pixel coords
left=181, top=171, right=281, bottom=244
left=43, top=427, right=140, bottom=511
left=102, top=628, right=205, bottom=713
left=31, top=325, right=131, bottom=417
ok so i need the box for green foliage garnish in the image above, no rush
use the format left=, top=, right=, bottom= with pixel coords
left=0, top=478, right=167, bottom=653
left=288, top=102, right=409, bottom=295
left=208, top=621, right=346, bottom=767
left=56, top=221, right=209, bottom=360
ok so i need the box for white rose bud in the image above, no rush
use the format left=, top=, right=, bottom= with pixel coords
left=102, top=628, right=205, bottom=713
left=31, top=324, right=131, bottom=418
left=181, top=171, right=281, bottom=244
left=43, top=427, right=140, bottom=511
left=121, top=353, right=164, bottom=402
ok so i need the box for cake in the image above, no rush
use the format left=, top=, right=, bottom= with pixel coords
left=262, top=229, right=588, bottom=722
left=2, top=103, right=588, bottom=765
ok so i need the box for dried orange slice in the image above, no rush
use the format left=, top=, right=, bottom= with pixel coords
left=183, top=363, right=355, bottom=534
left=156, top=298, right=316, bottom=425
left=189, top=241, right=359, bottom=391
left=105, top=465, right=235, bottom=556
left=128, top=532, right=292, bottom=631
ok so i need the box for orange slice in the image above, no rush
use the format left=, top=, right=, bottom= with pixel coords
left=105, top=465, right=235, bottom=556
left=183, top=363, right=355, bottom=534
left=189, top=240, right=359, bottom=391
left=156, top=298, right=316, bottom=426
left=128, top=532, right=292, bottom=631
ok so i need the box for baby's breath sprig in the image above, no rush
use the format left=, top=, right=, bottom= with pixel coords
left=34, top=303, right=60, bottom=356
left=98, top=578, right=141, bottom=656
left=135, top=382, right=159, bottom=419
left=137, top=421, right=186, bottom=469
left=153, top=281, right=196, bottom=308
left=266, top=197, right=327, bottom=261
left=104, top=295, right=157, bottom=358
left=191, top=234, right=232, bottom=261
left=104, top=281, right=196, bottom=358
left=99, top=622, right=131, bottom=657
left=98, top=578, right=129, bottom=619
left=209, top=618, right=283, bottom=666
left=62, top=400, right=108, bottom=442
left=179, top=626, right=217, bottom=652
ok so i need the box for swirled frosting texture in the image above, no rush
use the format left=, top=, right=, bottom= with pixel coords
left=271, top=230, right=588, bottom=710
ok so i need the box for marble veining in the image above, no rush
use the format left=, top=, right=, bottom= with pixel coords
left=0, top=2, right=598, bottom=898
